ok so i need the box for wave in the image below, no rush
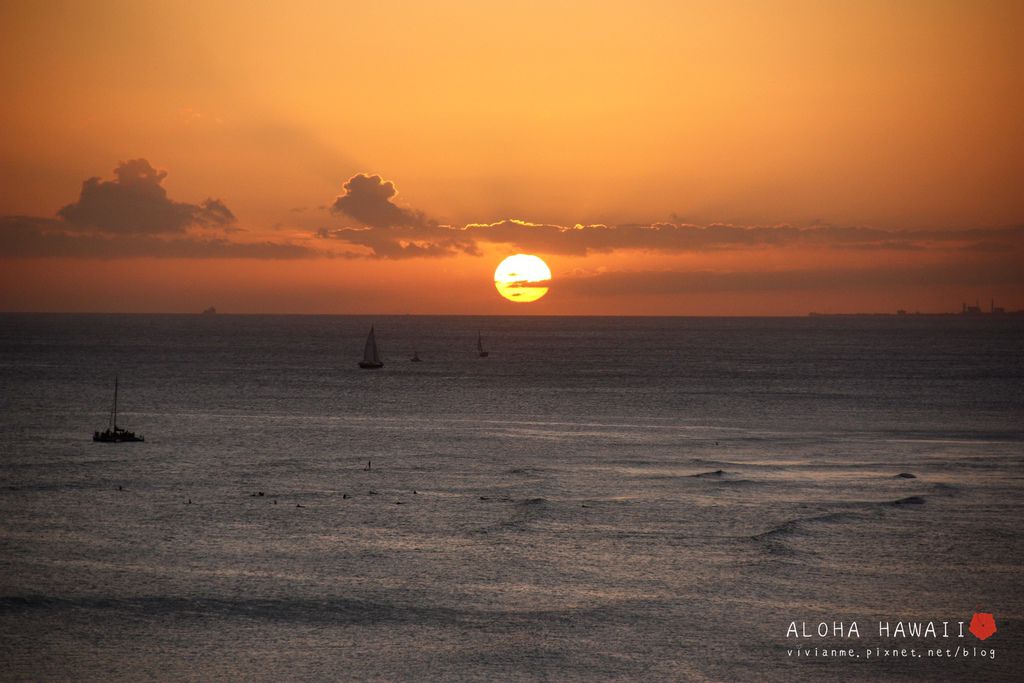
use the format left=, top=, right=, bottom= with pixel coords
left=0, top=594, right=468, bottom=628
left=751, top=511, right=863, bottom=542
left=929, top=482, right=960, bottom=496
left=689, top=470, right=757, bottom=485
left=890, top=495, right=926, bottom=506
left=472, top=497, right=552, bottom=535
left=686, top=458, right=740, bottom=467
left=506, top=467, right=547, bottom=476
left=3, top=481, right=114, bottom=493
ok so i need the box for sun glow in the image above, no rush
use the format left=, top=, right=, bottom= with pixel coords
left=494, top=254, right=551, bottom=303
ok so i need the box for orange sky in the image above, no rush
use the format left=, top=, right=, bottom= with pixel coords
left=1, top=0, right=1021, bottom=314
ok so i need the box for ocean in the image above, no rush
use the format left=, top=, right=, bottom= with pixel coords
left=1, top=314, right=1022, bottom=681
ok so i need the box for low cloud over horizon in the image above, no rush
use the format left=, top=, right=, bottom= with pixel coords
left=0, top=160, right=319, bottom=259
left=2, top=168, right=1022, bottom=310
left=557, top=260, right=1024, bottom=298
left=318, top=173, right=1024, bottom=259
left=5, top=168, right=1022, bottom=261
left=461, top=219, right=1024, bottom=256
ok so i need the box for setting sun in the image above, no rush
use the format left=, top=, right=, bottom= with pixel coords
left=0, top=3, right=1021, bottom=680
left=494, top=254, right=551, bottom=303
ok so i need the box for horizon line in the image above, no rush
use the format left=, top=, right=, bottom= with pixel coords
left=2, top=310, right=1021, bottom=318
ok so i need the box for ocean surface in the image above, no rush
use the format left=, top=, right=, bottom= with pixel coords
left=1, top=314, right=1022, bottom=681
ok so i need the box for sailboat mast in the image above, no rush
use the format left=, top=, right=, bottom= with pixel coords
left=113, top=375, right=119, bottom=429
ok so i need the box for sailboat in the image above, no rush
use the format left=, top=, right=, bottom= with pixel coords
left=93, top=375, right=144, bottom=442
left=477, top=332, right=489, bottom=358
left=358, top=325, right=384, bottom=368
left=410, top=348, right=423, bottom=362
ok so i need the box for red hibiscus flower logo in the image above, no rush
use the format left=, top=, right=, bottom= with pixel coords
left=969, top=613, right=996, bottom=640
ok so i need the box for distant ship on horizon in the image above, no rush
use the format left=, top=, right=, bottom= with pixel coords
left=959, top=298, right=1006, bottom=315
left=810, top=297, right=1020, bottom=317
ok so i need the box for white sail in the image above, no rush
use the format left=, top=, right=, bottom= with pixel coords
left=364, top=326, right=381, bottom=364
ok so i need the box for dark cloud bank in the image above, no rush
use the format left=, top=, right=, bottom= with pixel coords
left=1, top=160, right=317, bottom=259
left=322, top=174, right=1022, bottom=259
left=461, top=220, right=1023, bottom=256
left=3, top=168, right=1021, bottom=297
left=556, top=261, right=1024, bottom=298
left=0, top=216, right=314, bottom=259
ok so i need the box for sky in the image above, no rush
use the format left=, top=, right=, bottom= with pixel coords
left=1, top=0, right=1021, bottom=315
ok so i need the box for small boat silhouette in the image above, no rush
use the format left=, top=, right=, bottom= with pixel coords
left=93, top=375, right=144, bottom=442
left=477, top=332, right=489, bottom=358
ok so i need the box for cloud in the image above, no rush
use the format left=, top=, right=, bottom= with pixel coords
left=331, top=173, right=427, bottom=229
left=556, top=261, right=1024, bottom=297
left=322, top=174, right=963, bottom=259
left=321, top=174, right=478, bottom=258
left=314, top=226, right=478, bottom=259
left=503, top=279, right=552, bottom=289
left=0, top=160, right=318, bottom=259
left=6, top=168, right=1023, bottom=265
left=462, top=221, right=1024, bottom=256
left=0, top=215, right=320, bottom=259
left=56, top=159, right=235, bottom=234
left=320, top=174, right=1024, bottom=259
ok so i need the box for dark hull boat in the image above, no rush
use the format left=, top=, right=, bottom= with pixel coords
left=94, top=427, right=144, bottom=443
left=93, top=376, right=144, bottom=442
left=358, top=325, right=384, bottom=369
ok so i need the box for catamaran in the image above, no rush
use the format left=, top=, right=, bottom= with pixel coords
left=93, top=375, right=144, bottom=442
left=359, top=325, right=384, bottom=368
left=477, top=332, right=489, bottom=358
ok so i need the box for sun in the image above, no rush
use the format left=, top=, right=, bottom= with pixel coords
left=494, top=254, right=551, bottom=303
